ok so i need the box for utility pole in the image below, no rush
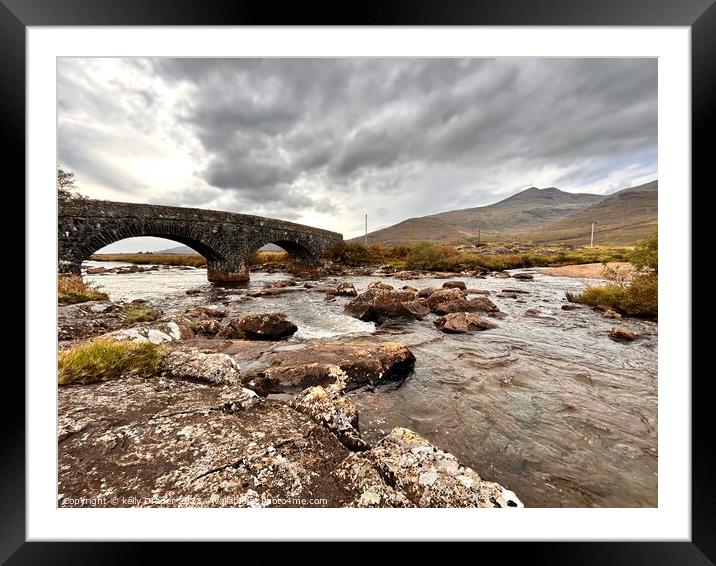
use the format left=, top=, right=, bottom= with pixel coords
left=590, top=222, right=595, bottom=248
left=365, top=213, right=368, bottom=247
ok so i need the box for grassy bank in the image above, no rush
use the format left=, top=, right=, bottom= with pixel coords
left=91, top=241, right=632, bottom=273
left=567, top=230, right=657, bottom=318
left=322, top=241, right=630, bottom=271
left=58, top=275, right=108, bottom=304
left=91, top=253, right=207, bottom=267
left=58, top=340, right=164, bottom=385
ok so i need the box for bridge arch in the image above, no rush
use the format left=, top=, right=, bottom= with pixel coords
left=59, top=199, right=343, bottom=285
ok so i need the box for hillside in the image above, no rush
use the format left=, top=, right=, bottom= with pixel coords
left=354, top=187, right=605, bottom=246
left=526, top=181, right=658, bottom=246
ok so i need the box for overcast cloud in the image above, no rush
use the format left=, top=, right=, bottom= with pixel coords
left=58, top=58, right=657, bottom=251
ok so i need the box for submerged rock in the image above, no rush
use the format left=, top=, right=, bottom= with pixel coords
left=442, top=281, right=467, bottom=290
left=608, top=327, right=637, bottom=342
left=326, top=282, right=358, bottom=297
left=221, top=313, right=298, bottom=340
left=434, top=312, right=498, bottom=333
left=513, top=273, right=534, bottom=281
left=335, top=428, right=523, bottom=508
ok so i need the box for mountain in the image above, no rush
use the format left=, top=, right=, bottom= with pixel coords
left=354, top=187, right=605, bottom=246
left=526, top=180, right=658, bottom=245
left=155, top=245, right=200, bottom=254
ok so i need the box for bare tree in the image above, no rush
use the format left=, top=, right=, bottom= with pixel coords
left=58, top=166, right=80, bottom=200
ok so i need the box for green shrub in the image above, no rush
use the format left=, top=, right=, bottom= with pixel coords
left=323, top=242, right=373, bottom=266
left=630, top=229, right=658, bottom=273
left=58, top=340, right=165, bottom=385
left=404, top=242, right=460, bottom=270
left=567, top=230, right=658, bottom=319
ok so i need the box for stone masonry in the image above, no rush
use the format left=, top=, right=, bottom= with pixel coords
left=58, top=199, right=343, bottom=284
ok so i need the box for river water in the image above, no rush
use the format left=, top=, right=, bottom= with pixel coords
left=83, top=261, right=658, bottom=507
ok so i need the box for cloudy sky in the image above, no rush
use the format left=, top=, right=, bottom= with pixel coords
left=58, top=58, right=657, bottom=252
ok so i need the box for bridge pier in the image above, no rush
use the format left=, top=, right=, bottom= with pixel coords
left=58, top=260, right=82, bottom=275
left=207, top=260, right=250, bottom=286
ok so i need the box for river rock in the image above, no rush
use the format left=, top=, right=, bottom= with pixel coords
left=501, top=288, right=530, bottom=294
left=344, top=289, right=430, bottom=323
left=524, top=308, right=542, bottom=317
left=58, top=376, right=520, bottom=508
left=513, top=273, right=534, bottom=281
left=417, top=287, right=438, bottom=298
left=58, top=301, right=129, bottom=341
left=101, top=317, right=195, bottom=344
left=603, top=309, right=622, bottom=319
left=335, top=427, right=523, bottom=508
left=608, top=327, right=637, bottom=342
left=433, top=312, right=497, bottom=333
left=160, top=350, right=243, bottom=386
left=221, top=313, right=298, bottom=340
left=492, top=271, right=511, bottom=278
left=184, top=305, right=227, bottom=319
left=264, top=279, right=297, bottom=289
left=498, top=292, right=518, bottom=299
left=427, top=289, right=501, bottom=316
left=185, top=288, right=203, bottom=295
left=561, top=304, right=582, bottom=311
left=326, top=282, right=358, bottom=297
left=368, top=280, right=394, bottom=291
left=86, top=266, right=108, bottom=274
left=244, top=342, right=416, bottom=395
left=466, top=289, right=491, bottom=295
left=58, top=376, right=357, bottom=508
left=442, top=281, right=467, bottom=290
left=425, top=288, right=465, bottom=309
left=191, top=318, right=224, bottom=336
left=401, top=285, right=418, bottom=293
left=290, top=380, right=367, bottom=451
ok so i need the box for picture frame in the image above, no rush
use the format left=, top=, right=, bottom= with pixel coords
left=7, top=0, right=708, bottom=561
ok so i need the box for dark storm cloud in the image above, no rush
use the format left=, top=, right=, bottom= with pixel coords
left=58, top=57, right=657, bottom=237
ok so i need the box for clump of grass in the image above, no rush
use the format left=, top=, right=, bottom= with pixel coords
left=567, top=230, right=658, bottom=319
left=123, top=304, right=161, bottom=324
left=58, top=275, right=109, bottom=304
left=58, top=340, right=164, bottom=385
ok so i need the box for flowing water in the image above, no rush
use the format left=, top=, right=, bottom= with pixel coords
left=83, top=261, right=658, bottom=507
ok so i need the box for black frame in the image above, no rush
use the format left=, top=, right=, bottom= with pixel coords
left=8, top=1, right=708, bottom=562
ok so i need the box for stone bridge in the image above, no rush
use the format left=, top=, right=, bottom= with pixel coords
left=58, top=199, right=343, bottom=284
